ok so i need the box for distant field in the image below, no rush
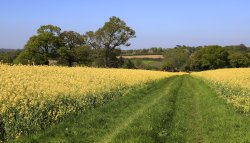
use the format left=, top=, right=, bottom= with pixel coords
left=131, top=59, right=163, bottom=70
left=121, top=55, right=163, bottom=59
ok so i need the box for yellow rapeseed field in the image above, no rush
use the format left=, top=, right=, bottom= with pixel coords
left=0, top=64, right=180, bottom=140
left=192, top=68, right=250, bottom=113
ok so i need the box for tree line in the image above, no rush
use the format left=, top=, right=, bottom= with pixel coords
left=162, top=44, right=250, bottom=71
left=121, top=47, right=165, bottom=55
left=1, top=44, right=249, bottom=71
left=0, top=16, right=249, bottom=71
left=0, top=49, right=22, bottom=64
left=13, top=16, right=136, bottom=67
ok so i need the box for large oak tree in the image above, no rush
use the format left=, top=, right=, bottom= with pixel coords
left=86, top=16, right=136, bottom=67
left=16, top=25, right=61, bottom=65
left=58, top=31, right=86, bottom=67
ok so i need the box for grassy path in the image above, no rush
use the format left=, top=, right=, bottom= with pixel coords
left=165, top=76, right=250, bottom=143
left=14, top=75, right=250, bottom=143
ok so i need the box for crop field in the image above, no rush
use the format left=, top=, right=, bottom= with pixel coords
left=1, top=0, right=250, bottom=142
left=0, top=65, right=250, bottom=142
left=192, top=68, right=250, bottom=113
left=0, top=64, right=179, bottom=141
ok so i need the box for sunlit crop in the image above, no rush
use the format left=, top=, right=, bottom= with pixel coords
left=192, top=68, right=250, bottom=113
left=0, top=64, right=181, bottom=140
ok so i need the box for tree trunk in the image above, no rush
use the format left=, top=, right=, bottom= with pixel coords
left=44, top=47, right=49, bottom=66
left=105, top=48, right=109, bottom=67
left=44, top=59, right=49, bottom=65
left=68, top=56, right=73, bottom=67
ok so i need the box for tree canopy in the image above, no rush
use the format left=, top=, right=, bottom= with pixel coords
left=162, top=46, right=194, bottom=71
left=15, top=25, right=62, bottom=65
left=161, top=45, right=250, bottom=72
left=190, top=46, right=229, bottom=71
left=86, top=16, right=136, bottom=67
left=58, top=31, right=85, bottom=66
left=15, top=17, right=136, bottom=68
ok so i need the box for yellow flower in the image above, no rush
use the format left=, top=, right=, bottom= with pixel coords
left=0, top=63, right=183, bottom=139
left=192, top=68, right=250, bottom=113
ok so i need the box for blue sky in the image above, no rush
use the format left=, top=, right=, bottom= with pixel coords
left=0, top=0, right=250, bottom=49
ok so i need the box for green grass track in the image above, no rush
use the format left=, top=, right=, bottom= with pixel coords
left=13, top=75, right=250, bottom=143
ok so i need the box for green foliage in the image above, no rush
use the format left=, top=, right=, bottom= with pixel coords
left=13, top=49, right=40, bottom=65
left=162, top=46, right=193, bottom=71
left=123, top=59, right=136, bottom=69
left=37, top=25, right=61, bottom=36
left=58, top=31, right=86, bottom=66
left=0, top=49, right=21, bottom=64
left=161, top=44, right=249, bottom=72
left=14, top=17, right=135, bottom=67
left=15, top=25, right=62, bottom=65
left=86, top=16, right=136, bottom=67
left=122, top=47, right=165, bottom=55
left=190, top=45, right=229, bottom=71
left=9, top=18, right=249, bottom=71
left=133, top=59, right=143, bottom=68
left=117, top=56, right=125, bottom=67
left=73, top=46, right=92, bottom=66
left=226, top=44, right=250, bottom=68
left=228, top=52, right=249, bottom=67
left=225, top=44, right=248, bottom=52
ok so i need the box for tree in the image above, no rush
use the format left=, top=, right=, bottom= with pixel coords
left=0, top=50, right=21, bottom=64
left=73, top=45, right=92, bottom=66
left=58, top=31, right=85, bottom=67
left=15, top=36, right=46, bottom=64
left=117, top=56, right=125, bottom=67
left=190, top=45, right=228, bottom=71
left=225, top=44, right=248, bottom=52
left=134, top=59, right=143, bottom=69
left=15, top=25, right=61, bottom=65
left=162, top=46, right=193, bottom=71
left=86, top=16, right=136, bottom=67
left=228, top=52, right=250, bottom=67
left=123, top=59, right=136, bottom=69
